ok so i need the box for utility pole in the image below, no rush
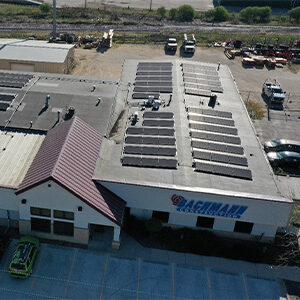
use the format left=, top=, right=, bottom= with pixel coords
left=150, top=0, right=152, bottom=11
left=53, top=0, right=56, bottom=40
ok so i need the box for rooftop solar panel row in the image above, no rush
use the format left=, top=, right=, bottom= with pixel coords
left=124, top=145, right=176, bottom=156
left=136, top=72, right=172, bottom=76
left=143, top=112, right=174, bottom=119
left=126, top=127, right=175, bottom=136
left=189, top=114, right=235, bottom=127
left=185, top=88, right=211, bottom=97
left=134, top=86, right=173, bottom=93
left=187, top=107, right=232, bottom=119
left=136, top=76, right=172, bottom=81
left=190, top=122, right=238, bottom=136
left=143, top=119, right=174, bottom=127
left=122, top=156, right=177, bottom=169
left=0, top=94, right=16, bottom=102
left=193, top=150, right=248, bottom=166
left=135, top=81, right=172, bottom=87
left=184, top=77, right=222, bottom=87
left=132, top=93, right=160, bottom=99
left=125, top=135, right=176, bottom=145
left=190, top=131, right=241, bottom=145
left=192, top=139, right=244, bottom=155
left=194, top=161, right=252, bottom=180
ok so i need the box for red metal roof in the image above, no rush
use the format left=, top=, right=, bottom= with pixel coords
left=16, top=117, right=125, bottom=225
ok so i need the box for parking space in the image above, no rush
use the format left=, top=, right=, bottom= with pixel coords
left=0, top=240, right=286, bottom=299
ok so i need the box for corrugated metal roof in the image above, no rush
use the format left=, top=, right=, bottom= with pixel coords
left=0, top=39, right=73, bottom=63
left=0, top=129, right=45, bottom=188
left=16, top=117, right=125, bottom=225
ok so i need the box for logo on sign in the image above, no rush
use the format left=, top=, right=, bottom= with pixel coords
left=171, top=194, right=248, bottom=219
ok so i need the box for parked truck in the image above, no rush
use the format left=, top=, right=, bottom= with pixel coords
left=182, top=34, right=196, bottom=54
left=262, top=79, right=286, bottom=104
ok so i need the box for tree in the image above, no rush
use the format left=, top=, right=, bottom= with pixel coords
left=169, top=8, right=177, bottom=20
left=289, top=6, right=300, bottom=23
left=157, top=6, right=166, bottom=19
left=205, top=6, right=229, bottom=21
left=39, top=3, right=51, bottom=14
left=257, top=6, right=271, bottom=22
left=240, top=7, right=258, bottom=23
left=244, top=99, right=266, bottom=120
left=177, top=5, right=195, bottom=21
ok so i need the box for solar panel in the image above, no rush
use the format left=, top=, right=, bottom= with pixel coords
left=188, top=108, right=232, bottom=119
left=189, top=115, right=235, bottom=127
left=124, top=145, right=176, bottom=156
left=190, top=123, right=238, bottom=136
left=135, top=81, right=172, bottom=87
left=126, top=127, right=175, bottom=136
left=194, top=162, right=252, bottom=180
left=0, top=102, right=9, bottom=111
left=0, top=94, right=15, bottom=102
left=0, top=73, right=32, bottom=89
left=122, top=156, right=177, bottom=169
left=192, top=140, right=244, bottom=155
left=143, top=119, right=174, bottom=127
left=124, top=145, right=142, bottom=155
left=136, top=72, right=172, bottom=76
left=134, top=87, right=173, bottom=93
left=125, top=135, right=176, bottom=145
left=132, top=93, right=160, bottom=99
left=144, top=112, right=174, bottom=119
left=185, top=88, right=211, bottom=97
left=190, top=131, right=241, bottom=145
left=136, top=76, right=172, bottom=81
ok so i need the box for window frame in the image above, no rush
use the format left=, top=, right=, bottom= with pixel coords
left=152, top=210, right=170, bottom=223
left=53, top=210, right=74, bottom=221
left=30, top=207, right=51, bottom=217
left=31, top=217, right=51, bottom=233
left=234, top=221, right=254, bottom=234
left=196, top=216, right=215, bottom=229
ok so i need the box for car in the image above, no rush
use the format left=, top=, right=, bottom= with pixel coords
left=267, top=151, right=300, bottom=167
left=9, top=236, right=39, bottom=278
left=262, top=79, right=285, bottom=104
left=166, top=38, right=178, bottom=52
left=264, top=139, right=300, bottom=153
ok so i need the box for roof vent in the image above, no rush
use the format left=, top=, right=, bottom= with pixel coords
left=45, top=95, right=50, bottom=108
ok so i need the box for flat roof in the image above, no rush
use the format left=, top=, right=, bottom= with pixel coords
left=94, top=59, right=290, bottom=203
left=0, top=71, right=120, bottom=135
left=0, top=39, right=74, bottom=63
left=0, top=128, right=45, bottom=188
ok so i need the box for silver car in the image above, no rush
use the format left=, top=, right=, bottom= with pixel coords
left=264, top=139, right=300, bottom=153
left=267, top=151, right=300, bottom=167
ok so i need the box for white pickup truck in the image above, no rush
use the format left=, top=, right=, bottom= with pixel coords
left=182, top=34, right=196, bottom=54
left=262, top=79, right=286, bottom=104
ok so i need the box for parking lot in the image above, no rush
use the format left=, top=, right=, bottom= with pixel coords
left=0, top=239, right=286, bottom=299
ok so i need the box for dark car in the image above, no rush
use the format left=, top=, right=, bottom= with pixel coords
left=267, top=151, right=300, bottom=167
left=264, top=139, right=300, bottom=153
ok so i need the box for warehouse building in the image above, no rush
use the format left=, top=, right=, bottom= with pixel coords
left=0, top=59, right=294, bottom=248
left=0, top=39, right=74, bottom=74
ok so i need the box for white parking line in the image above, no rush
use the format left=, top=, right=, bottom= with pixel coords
left=171, top=263, right=176, bottom=300
left=136, top=258, right=141, bottom=300
left=242, top=273, right=250, bottom=300
left=64, top=248, right=78, bottom=296
left=31, top=244, right=46, bottom=289
left=99, top=253, right=109, bottom=300
left=206, top=268, right=213, bottom=300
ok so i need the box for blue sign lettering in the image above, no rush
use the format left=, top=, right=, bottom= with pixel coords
left=171, top=194, right=248, bottom=219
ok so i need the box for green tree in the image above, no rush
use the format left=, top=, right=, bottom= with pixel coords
left=39, top=3, right=51, bottom=14
left=240, top=7, right=258, bottom=23
left=157, top=6, right=166, bottom=18
left=257, top=6, right=271, bottom=22
left=205, top=6, right=229, bottom=21
left=177, top=5, right=195, bottom=21
left=169, top=8, right=177, bottom=20
left=289, top=6, right=300, bottom=23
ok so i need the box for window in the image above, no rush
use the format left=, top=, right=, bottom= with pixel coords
left=196, top=216, right=214, bottom=228
left=31, top=217, right=51, bottom=233
left=234, top=221, right=253, bottom=234
left=30, top=207, right=51, bottom=217
left=54, top=210, right=74, bottom=220
left=53, top=221, right=74, bottom=236
left=152, top=211, right=169, bottom=223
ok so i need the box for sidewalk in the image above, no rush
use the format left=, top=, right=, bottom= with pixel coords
left=89, top=229, right=300, bottom=283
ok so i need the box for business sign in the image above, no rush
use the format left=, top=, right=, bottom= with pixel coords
left=171, top=194, right=248, bottom=219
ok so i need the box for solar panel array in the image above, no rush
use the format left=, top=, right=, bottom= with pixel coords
left=183, top=93, right=252, bottom=180
left=0, top=72, right=33, bottom=89
left=194, top=162, right=252, bottom=180
left=0, top=93, right=16, bottom=111
left=182, top=63, right=223, bottom=96
left=122, top=110, right=177, bottom=169
left=133, top=63, right=173, bottom=97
